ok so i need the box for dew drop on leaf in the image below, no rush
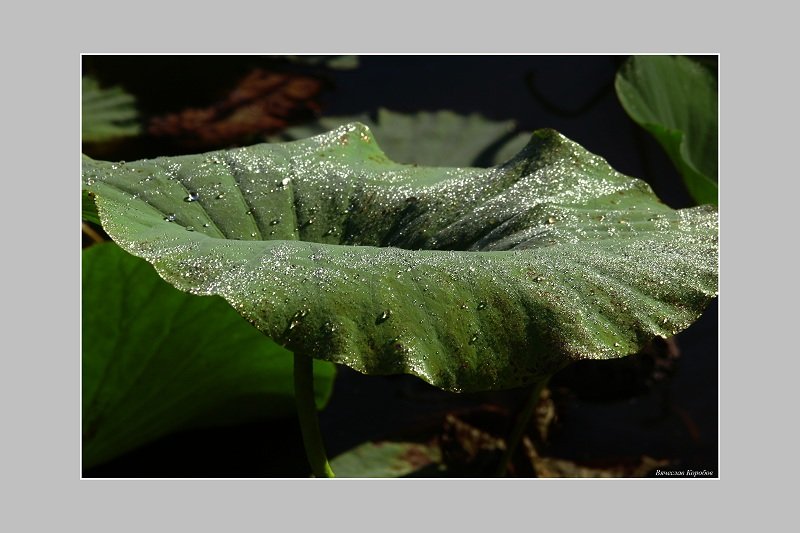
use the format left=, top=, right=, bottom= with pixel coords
left=376, top=310, right=391, bottom=324
left=184, top=192, right=199, bottom=202
left=288, top=309, right=308, bottom=330
left=164, top=214, right=176, bottom=222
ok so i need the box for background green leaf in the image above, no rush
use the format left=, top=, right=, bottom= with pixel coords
left=82, top=189, right=101, bottom=225
left=272, top=108, right=530, bottom=167
left=83, top=124, right=718, bottom=393
left=615, top=55, right=718, bottom=205
left=280, top=55, right=360, bottom=70
left=82, top=242, right=336, bottom=468
left=82, top=75, right=141, bottom=143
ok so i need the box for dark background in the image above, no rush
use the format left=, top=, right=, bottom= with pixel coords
left=82, top=55, right=718, bottom=477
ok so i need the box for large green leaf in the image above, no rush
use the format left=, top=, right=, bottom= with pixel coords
left=82, top=75, right=141, bottom=143
left=82, top=124, right=718, bottom=393
left=615, top=55, right=718, bottom=205
left=272, top=108, right=530, bottom=167
left=82, top=242, right=336, bottom=468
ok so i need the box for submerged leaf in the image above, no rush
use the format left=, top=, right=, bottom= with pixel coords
left=615, top=55, right=718, bottom=205
left=82, top=124, right=718, bottom=393
left=331, top=441, right=441, bottom=478
left=82, top=76, right=141, bottom=143
left=82, top=242, right=335, bottom=468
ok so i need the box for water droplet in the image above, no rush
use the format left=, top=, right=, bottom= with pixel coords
left=270, top=219, right=280, bottom=226
left=547, top=216, right=556, bottom=224
left=164, top=214, right=176, bottom=222
left=185, top=226, right=194, bottom=232
left=184, top=192, right=199, bottom=202
left=216, top=193, right=225, bottom=199
left=279, top=177, right=291, bottom=188
left=469, top=333, right=479, bottom=345
left=614, top=342, right=621, bottom=347
left=202, top=223, right=210, bottom=228
left=477, top=302, right=487, bottom=310
left=376, top=310, right=391, bottom=324
left=324, top=227, right=336, bottom=236
left=251, top=232, right=257, bottom=238
left=288, top=309, right=308, bottom=330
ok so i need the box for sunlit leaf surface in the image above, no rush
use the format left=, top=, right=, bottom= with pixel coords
left=83, top=124, right=718, bottom=393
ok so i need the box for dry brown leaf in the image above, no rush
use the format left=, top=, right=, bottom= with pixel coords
left=149, top=69, right=323, bottom=149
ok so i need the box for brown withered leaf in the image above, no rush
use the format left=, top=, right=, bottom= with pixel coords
left=524, top=437, right=670, bottom=477
left=148, top=69, right=323, bottom=149
left=439, top=410, right=508, bottom=475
